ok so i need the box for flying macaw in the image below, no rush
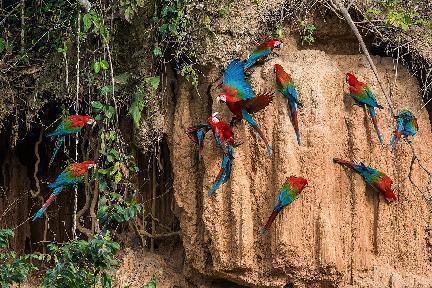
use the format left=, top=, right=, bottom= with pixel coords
left=207, top=112, right=236, bottom=197
left=333, top=158, right=396, bottom=202
left=217, top=59, right=274, bottom=156
left=346, top=73, right=384, bottom=144
left=47, top=115, right=95, bottom=167
left=390, top=109, right=418, bottom=147
left=186, top=123, right=212, bottom=160
left=32, top=161, right=97, bottom=221
left=244, top=39, right=283, bottom=70
left=274, top=64, right=303, bottom=145
left=261, top=176, right=308, bottom=235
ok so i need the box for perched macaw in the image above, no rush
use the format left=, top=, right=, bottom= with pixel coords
left=186, top=123, right=212, bottom=159
left=261, top=176, right=308, bottom=235
left=274, top=64, right=303, bottom=145
left=47, top=115, right=95, bottom=167
left=333, top=158, right=396, bottom=202
left=346, top=73, right=384, bottom=144
left=207, top=112, right=236, bottom=197
left=217, top=59, right=274, bottom=156
left=244, top=39, right=283, bottom=70
left=32, top=161, right=97, bottom=221
left=390, top=109, right=418, bottom=147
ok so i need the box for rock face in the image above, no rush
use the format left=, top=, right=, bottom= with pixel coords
left=167, top=39, right=432, bottom=287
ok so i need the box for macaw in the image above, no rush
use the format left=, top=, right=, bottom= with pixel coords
left=333, top=158, right=396, bottom=202
left=274, top=64, right=303, bottom=145
left=261, top=176, right=308, bottom=235
left=32, top=161, right=97, bottom=221
left=244, top=39, right=283, bottom=70
left=346, top=73, right=384, bottom=144
left=47, top=115, right=95, bottom=167
left=390, top=109, right=418, bottom=147
left=207, top=112, right=236, bottom=197
left=186, top=123, right=212, bottom=160
left=217, top=59, right=274, bottom=156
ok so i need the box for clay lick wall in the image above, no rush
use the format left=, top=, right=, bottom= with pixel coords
left=168, top=37, right=432, bottom=287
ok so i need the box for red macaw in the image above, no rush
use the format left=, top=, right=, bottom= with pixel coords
left=274, top=64, right=303, bottom=145
left=32, top=161, right=97, bottom=221
left=346, top=73, right=383, bottom=143
left=47, top=115, right=95, bottom=167
left=217, top=59, right=274, bottom=156
left=244, top=39, right=283, bottom=69
left=261, top=176, right=308, bottom=235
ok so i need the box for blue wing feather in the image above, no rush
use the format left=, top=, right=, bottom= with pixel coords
left=223, top=59, right=254, bottom=100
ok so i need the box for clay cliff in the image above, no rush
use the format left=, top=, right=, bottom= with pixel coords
left=167, top=38, right=432, bottom=287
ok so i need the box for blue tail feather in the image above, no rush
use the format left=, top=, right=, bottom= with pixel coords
left=48, top=136, right=65, bottom=167
left=32, top=207, right=47, bottom=221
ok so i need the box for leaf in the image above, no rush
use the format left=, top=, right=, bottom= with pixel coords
left=129, top=93, right=145, bottom=128
left=114, top=73, right=131, bottom=84
left=100, top=85, right=116, bottom=96
left=0, top=38, right=6, bottom=54
left=145, top=76, right=160, bottom=90
left=153, top=46, right=162, bottom=57
left=91, top=101, right=104, bottom=112
left=93, top=61, right=101, bottom=74
left=100, top=59, right=109, bottom=70
left=82, top=13, right=93, bottom=33
left=114, top=171, right=122, bottom=184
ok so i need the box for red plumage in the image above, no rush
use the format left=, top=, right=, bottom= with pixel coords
left=70, top=161, right=97, bottom=177
left=69, top=115, right=94, bottom=128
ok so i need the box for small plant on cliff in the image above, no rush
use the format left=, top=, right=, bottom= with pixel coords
left=300, top=21, right=316, bottom=45
left=0, top=229, right=44, bottom=288
left=41, top=232, right=120, bottom=288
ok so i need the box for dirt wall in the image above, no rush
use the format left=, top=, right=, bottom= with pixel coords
left=168, top=38, right=432, bottom=287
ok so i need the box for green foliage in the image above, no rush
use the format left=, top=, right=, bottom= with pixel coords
left=366, top=0, right=427, bottom=31
left=300, top=22, right=316, bottom=45
left=41, top=233, right=120, bottom=288
left=128, top=76, right=160, bottom=128
left=0, top=38, right=5, bottom=54
left=93, top=59, right=110, bottom=74
left=156, top=0, right=200, bottom=86
left=218, top=0, right=235, bottom=17
left=92, top=101, right=116, bottom=121
left=120, top=0, right=146, bottom=22
left=81, top=11, right=111, bottom=43
left=142, top=273, right=159, bottom=288
left=0, top=229, right=44, bottom=288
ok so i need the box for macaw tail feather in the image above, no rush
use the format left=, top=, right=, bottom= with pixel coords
left=368, top=106, right=383, bottom=144
left=261, top=205, right=283, bottom=235
left=289, top=102, right=300, bottom=145
left=242, top=109, right=272, bottom=156
left=333, top=158, right=356, bottom=170
left=32, top=187, right=63, bottom=221
left=208, top=148, right=233, bottom=197
left=390, top=131, right=402, bottom=147
left=48, top=136, right=65, bottom=168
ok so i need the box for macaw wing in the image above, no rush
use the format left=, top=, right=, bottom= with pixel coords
left=287, top=83, right=299, bottom=102
left=244, top=48, right=271, bottom=69
left=49, top=168, right=82, bottom=188
left=186, top=124, right=210, bottom=144
left=279, top=186, right=296, bottom=206
left=243, top=92, right=274, bottom=113
left=223, top=59, right=253, bottom=100
left=363, top=87, right=381, bottom=108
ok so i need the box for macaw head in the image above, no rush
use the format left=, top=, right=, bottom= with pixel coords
left=216, top=94, right=228, bottom=104
left=287, top=176, right=308, bottom=193
left=380, top=176, right=396, bottom=203
left=81, top=161, right=97, bottom=170
left=211, top=112, right=221, bottom=123
left=274, top=64, right=283, bottom=74
left=267, top=39, right=283, bottom=49
left=69, top=115, right=96, bottom=127
left=85, top=116, right=96, bottom=125
left=346, top=73, right=358, bottom=86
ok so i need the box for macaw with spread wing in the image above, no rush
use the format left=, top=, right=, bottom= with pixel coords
left=32, top=161, right=97, bottom=221
left=346, top=73, right=383, bottom=144
left=47, top=115, right=95, bottom=167
left=217, top=59, right=274, bottom=156
left=333, top=158, right=396, bottom=202
left=261, top=176, right=308, bottom=235
left=390, top=109, right=418, bottom=147
left=274, top=64, right=303, bottom=145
